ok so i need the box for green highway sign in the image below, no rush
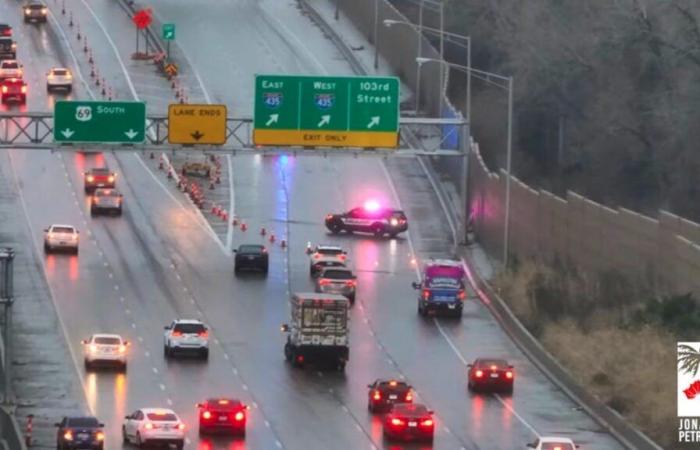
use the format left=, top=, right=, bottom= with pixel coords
left=253, top=75, right=400, bottom=148
left=54, top=101, right=146, bottom=144
left=162, top=23, right=175, bottom=41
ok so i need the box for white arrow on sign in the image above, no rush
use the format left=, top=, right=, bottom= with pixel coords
left=60, top=128, right=75, bottom=139
left=124, top=129, right=139, bottom=140
left=318, top=115, right=331, bottom=127
left=367, top=116, right=380, bottom=129
left=266, top=114, right=279, bottom=127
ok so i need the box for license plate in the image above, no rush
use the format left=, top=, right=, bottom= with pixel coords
left=163, top=424, right=171, bottom=430
left=448, top=304, right=456, bottom=309
left=219, top=416, right=228, bottom=422
left=97, top=183, right=104, bottom=186
left=77, top=433, right=89, bottom=440
left=490, top=373, right=499, bottom=378
left=408, top=421, right=417, bottom=427
left=435, top=296, right=452, bottom=302
left=59, top=241, right=66, bottom=245
left=389, top=394, right=397, bottom=400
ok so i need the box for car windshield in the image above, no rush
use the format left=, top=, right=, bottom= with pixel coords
left=66, top=417, right=99, bottom=427
left=542, top=444, right=574, bottom=450
left=317, top=248, right=342, bottom=255
left=173, top=323, right=205, bottom=333
left=52, top=69, right=68, bottom=76
left=379, top=381, right=408, bottom=390
left=94, top=190, right=117, bottom=197
left=239, top=245, right=263, bottom=254
left=3, top=62, right=17, bottom=69
left=321, top=270, right=353, bottom=280
left=317, top=261, right=344, bottom=268
left=94, top=337, right=120, bottom=345
left=90, top=168, right=110, bottom=174
left=28, top=4, right=45, bottom=9
left=426, top=277, right=461, bottom=289
left=477, top=359, right=508, bottom=368
left=146, top=413, right=178, bottom=421
left=52, top=227, right=75, bottom=234
left=392, top=403, right=428, bottom=415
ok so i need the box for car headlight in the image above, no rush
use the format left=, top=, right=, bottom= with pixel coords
left=24, top=8, right=30, bottom=14
left=390, top=218, right=399, bottom=226
left=41, top=8, right=47, bottom=14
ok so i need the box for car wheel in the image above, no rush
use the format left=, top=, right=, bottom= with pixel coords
left=135, top=432, right=142, bottom=448
left=201, top=348, right=209, bottom=360
left=43, top=242, right=50, bottom=253
left=175, top=440, right=184, bottom=450
left=234, top=265, right=240, bottom=274
left=309, top=266, right=315, bottom=277
left=73, top=247, right=79, bottom=255
left=164, top=344, right=170, bottom=358
left=348, top=293, right=356, bottom=304
left=46, top=84, right=51, bottom=92
left=328, top=222, right=341, bottom=234
left=337, top=360, right=346, bottom=371
left=417, top=303, right=425, bottom=316
left=372, top=225, right=384, bottom=238
left=284, top=342, right=292, bottom=362
left=262, top=264, right=269, bottom=274
left=116, top=208, right=122, bottom=216
left=121, top=362, right=128, bottom=373
left=90, top=207, right=96, bottom=216
left=66, top=86, right=72, bottom=94
left=122, top=426, right=128, bottom=444
left=389, top=232, right=399, bottom=239
left=84, top=359, right=91, bottom=371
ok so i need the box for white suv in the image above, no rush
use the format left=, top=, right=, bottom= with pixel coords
left=163, top=319, right=209, bottom=359
left=44, top=224, right=79, bottom=254
left=308, top=244, right=347, bottom=277
left=526, top=436, right=579, bottom=450
left=122, top=408, right=185, bottom=449
left=81, top=334, right=128, bottom=371
left=46, top=67, right=72, bottom=92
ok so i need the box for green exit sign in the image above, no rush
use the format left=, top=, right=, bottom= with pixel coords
left=162, top=23, right=175, bottom=41
left=253, top=75, right=400, bottom=148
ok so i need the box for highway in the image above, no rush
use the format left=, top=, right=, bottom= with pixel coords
left=3, top=0, right=626, bottom=448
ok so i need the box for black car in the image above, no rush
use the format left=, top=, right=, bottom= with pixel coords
left=325, top=205, right=408, bottom=238
left=23, top=2, right=48, bottom=23
left=55, top=416, right=104, bottom=450
left=0, top=37, right=15, bottom=60
left=234, top=244, right=268, bottom=274
left=367, top=379, right=413, bottom=413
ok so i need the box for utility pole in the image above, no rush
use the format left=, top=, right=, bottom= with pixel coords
left=0, top=248, right=14, bottom=405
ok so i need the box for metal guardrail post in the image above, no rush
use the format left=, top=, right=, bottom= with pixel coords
left=0, top=248, right=14, bottom=406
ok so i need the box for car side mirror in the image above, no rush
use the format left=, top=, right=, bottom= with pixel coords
left=508, top=365, right=514, bottom=369
left=232, top=249, right=237, bottom=253
left=124, top=415, right=131, bottom=420
left=467, top=364, right=472, bottom=367
left=99, top=423, right=105, bottom=427
left=80, top=339, right=87, bottom=344
left=195, top=403, right=202, bottom=408
left=163, top=326, right=170, bottom=330
left=526, top=444, right=535, bottom=449
left=54, top=422, right=60, bottom=427
left=280, top=323, right=289, bottom=333
left=43, top=228, right=48, bottom=232
left=411, top=282, right=420, bottom=289
left=427, top=410, right=434, bottom=415
left=367, top=384, right=372, bottom=388
left=123, top=341, right=129, bottom=346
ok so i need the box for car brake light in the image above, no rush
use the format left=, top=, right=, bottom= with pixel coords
left=390, top=418, right=404, bottom=426
left=421, top=418, right=434, bottom=427
left=202, top=410, right=212, bottom=419
left=177, top=423, right=185, bottom=430
left=234, top=411, right=245, bottom=422
left=107, top=176, right=115, bottom=183
left=198, top=331, right=208, bottom=338
left=372, top=390, right=381, bottom=401
left=63, top=430, right=73, bottom=441
left=144, top=423, right=153, bottom=430
left=506, top=371, right=513, bottom=379
left=325, top=214, right=333, bottom=220
left=389, top=380, right=397, bottom=386
left=422, top=289, right=430, bottom=300
left=405, top=392, right=413, bottom=402
left=1, top=86, right=6, bottom=94
left=319, top=279, right=331, bottom=286
left=314, top=254, right=320, bottom=259
left=20, top=85, right=26, bottom=93
left=345, top=280, right=356, bottom=287
left=96, top=431, right=104, bottom=441
left=119, top=344, right=127, bottom=353
left=86, top=175, right=94, bottom=182
left=218, top=399, right=229, bottom=405
left=475, top=370, right=483, bottom=378
left=339, top=254, right=346, bottom=260
left=458, top=290, right=466, bottom=300
left=171, top=331, right=182, bottom=337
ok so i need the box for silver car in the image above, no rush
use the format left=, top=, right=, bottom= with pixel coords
left=315, top=266, right=357, bottom=303
left=90, top=188, right=123, bottom=216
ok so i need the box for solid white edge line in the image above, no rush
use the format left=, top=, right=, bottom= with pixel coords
left=7, top=152, right=94, bottom=415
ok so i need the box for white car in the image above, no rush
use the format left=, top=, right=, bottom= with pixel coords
left=43, top=224, right=79, bottom=254
left=81, top=334, right=128, bottom=371
left=307, top=244, right=347, bottom=276
left=526, top=436, right=579, bottom=450
left=122, top=408, right=185, bottom=449
left=46, top=67, right=72, bottom=92
left=163, top=319, right=209, bottom=359
left=0, top=59, right=22, bottom=79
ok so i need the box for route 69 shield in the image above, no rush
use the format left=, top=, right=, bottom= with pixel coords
left=314, top=93, right=334, bottom=110
left=263, top=92, right=282, bottom=109
left=75, top=106, right=92, bottom=122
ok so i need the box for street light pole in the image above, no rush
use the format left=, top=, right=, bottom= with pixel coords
left=438, top=1, right=444, bottom=117
left=334, top=0, right=339, bottom=21
left=373, top=0, right=379, bottom=70
left=503, top=76, right=514, bottom=269
left=415, top=0, right=424, bottom=114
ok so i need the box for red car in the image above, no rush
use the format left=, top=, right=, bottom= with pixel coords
left=467, top=358, right=514, bottom=393
left=367, top=379, right=413, bottom=413
left=383, top=403, right=434, bottom=442
left=84, top=168, right=116, bottom=193
left=196, top=398, right=248, bottom=436
left=0, top=77, right=26, bottom=104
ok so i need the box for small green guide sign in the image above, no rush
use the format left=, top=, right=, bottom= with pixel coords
left=162, top=23, right=175, bottom=41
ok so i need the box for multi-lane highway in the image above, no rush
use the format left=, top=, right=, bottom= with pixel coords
left=2, top=0, right=629, bottom=448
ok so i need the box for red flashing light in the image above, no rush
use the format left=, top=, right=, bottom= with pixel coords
left=364, top=199, right=380, bottom=212
left=475, top=370, right=483, bottom=378
left=345, top=280, right=356, bottom=287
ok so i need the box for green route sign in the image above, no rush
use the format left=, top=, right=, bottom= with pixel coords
left=253, top=75, right=400, bottom=148
left=162, top=23, right=175, bottom=41
left=53, top=101, right=146, bottom=144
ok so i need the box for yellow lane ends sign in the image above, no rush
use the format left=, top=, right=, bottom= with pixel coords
left=168, top=104, right=227, bottom=145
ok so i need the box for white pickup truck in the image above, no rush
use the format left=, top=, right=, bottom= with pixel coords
left=0, top=59, right=22, bottom=79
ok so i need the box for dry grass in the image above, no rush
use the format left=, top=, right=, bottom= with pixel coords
left=493, top=261, right=675, bottom=447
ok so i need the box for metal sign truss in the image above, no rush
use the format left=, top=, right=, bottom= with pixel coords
left=0, top=112, right=466, bottom=156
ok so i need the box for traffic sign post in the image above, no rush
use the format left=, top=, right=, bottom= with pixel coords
left=53, top=101, right=146, bottom=144
left=168, top=104, right=227, bottom=145
left=162, top=23, right=175, bottom=59
left=253, top=75, right=400, bottom=148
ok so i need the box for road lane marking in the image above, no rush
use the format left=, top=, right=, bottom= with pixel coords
left=159, top=383, right=166, bottom=391
left=167, top=398, right=173, bottom=406
left=152, top=367, right=158, bottom=374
